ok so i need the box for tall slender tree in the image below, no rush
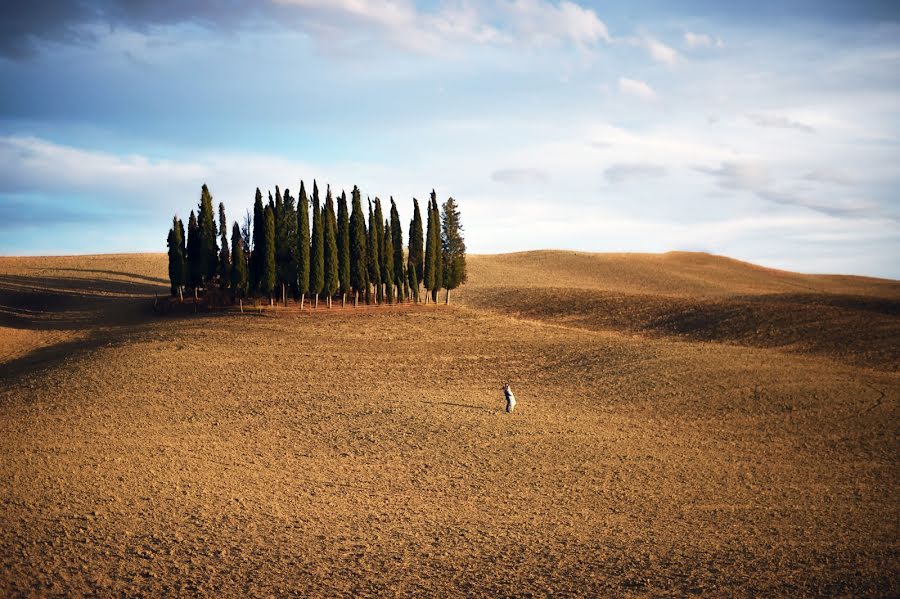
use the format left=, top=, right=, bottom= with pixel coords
left=373, top=198, right=386, bottom=303
left=260, top=205, right=277, bottom=304
left=409, top=198, right=424, bottom=293
left=250, top=188, right=264, bottom=292
left=430, top=193, right=443, bottom=303
left=349, top=186, right=367, bottom=306
left=230, top=222, right=249, bottom=300
left=367, top=199, right=381, bottom=305
left=167, top=216, right=185, bottom=299
left=218, top=202, right=230, bottom=291
left=277, top=187, right=298, bottom=303
left=423, top=195, right=435, bottom=303
left=187, top=210, right=202, bottom=292
left=337, top=190, right=351, bottom=304
left=407, top=252, right=419, bottom=303
left=382, top=219, right=395, bottom=303
left=441, top=197, right=467, bottom=304
left=309, top=182, right=324, bottom=307
left=274, top=186, right=286, bottom=301
left=197, top=184, right=218, bottom=283
left=389, top=197, right=405, bottom=301
left=323, top=186, right=339, bottom=308
left=297, top=181, right=311, bottom=308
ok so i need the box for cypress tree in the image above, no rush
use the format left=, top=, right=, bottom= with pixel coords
left=250, top=188, right=264, bottom=293
left=281, top=189, right=299, bottom=301
left=382, top=219, right=395, bottom=303
left=198, top=184, right=218, bottom=284
left=167, top=216, right=185, bottom=299
left=274, top=186, right=285, bottom=299
left=373, top=198, right=386, bottom=303
left=409, top=198, right=424, bottom=291
left=441, top=197, right=467, bottom=304
left=231, top=222, right=249, bottom=299
left=323, top=186, right=339, bottom=308
left=407, top=253, right=419, bottom=303
left=218, top=202, right=230, bottom=290
left=423, top=195, right=435, bottom=303
left=297, top=181, right=311, bottom=307
left=367, top=199, right=381, bottom=305
left=389, top=197, right=405, bottom=301
left=349, top=186, right=367, bottom=306
left=337, top=190, right=351, bottom=303
left=187, top=210, right=202, bottom=292
left=309, top=181, right=324, bottom=307
left=261, top=205, right=277, bottom=303
left=430, top=193, right=443, bottom=303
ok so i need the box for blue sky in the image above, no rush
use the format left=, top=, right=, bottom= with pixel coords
left=1, top=1, right=898, bottom=277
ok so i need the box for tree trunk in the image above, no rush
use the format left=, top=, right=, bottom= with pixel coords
left=314, top=295, right=318, bottom=309
left=300, top=294, right=305, bottom=310
left=342, top=293, right=346, bottom=308
left=354, top=291, right=359, bottom=307
left=269, top=295, right=273, bottom=306
left=282, top=284, right=286, bottom=306
left=178, top=286, right=183, bottom=303
left=445, top=288, right=450, bottom=305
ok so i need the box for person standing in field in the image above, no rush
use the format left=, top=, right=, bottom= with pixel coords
left=501, top=383, right=516, bottom=413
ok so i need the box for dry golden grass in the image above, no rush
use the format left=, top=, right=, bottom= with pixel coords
left=0, top=251, right=897, bottom=596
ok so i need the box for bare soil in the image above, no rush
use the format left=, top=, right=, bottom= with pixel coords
left=1, top=251, right=897, bottom=596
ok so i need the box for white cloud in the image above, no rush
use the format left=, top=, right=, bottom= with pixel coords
left=604, top=163, right=667, bottom=184
left=501, top=0, right=611, bottom=47
left=684, top=32, right=712, bottom=48
left=618, top=77, right=656, bottom=100
left=645, top=36, right=678, bottom=65
left=491, top=167, right=550, bottom=184
left=748, top=113, right=816, bottom=133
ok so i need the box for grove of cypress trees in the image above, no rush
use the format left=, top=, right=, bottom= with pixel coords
left=187, top=210, right=202, bottom=293
left=423, top=196, right=435, bottom=303
left=250, top=188, right=264, bottom=293
left=261, top=205, right=277, bottom=304
left=373, top=198, right=386, bottom=303
left=430, top=193, right=443, bottom=303
left=218, top=202, right=230, bottom=291
left=337, top=190, right=351, bottom=305
left=309, top=181, right=324, bottom=308
left=382, top=219, right=395, bottom=303
left=367, top=199, right=381, bottom=305
left=323, top=186, right=339, bottom=308
left=231, top=221, right=249, bottom=300
left=389, top=197, right=404, bottom=302
left=409, top=198, right=424, bottom=295
left=441, top=197, right=467, bottom=304
left=198, top=184, right=218, bottom=284
left=349, top=186, right=367, bottom=306
left=297, top=181, right=311, bottom=308
left=167, top=216, right=185, bottom=300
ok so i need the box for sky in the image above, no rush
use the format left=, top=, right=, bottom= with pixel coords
left=1, top=1, right=899, bottom=278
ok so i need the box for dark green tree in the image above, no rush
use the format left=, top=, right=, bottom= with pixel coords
left=336, top=190, right=351, bottom=304
left=277, top=187, right=298, bottom=303
left=373, top=198, right=386, bottom=303
left=423, top=195, right=435, bottom=303
left=217, top=202, right=230, bottom=290
left=407, top=252, right=419, bottom=303
left=250, top=188, right=264, bottom=293
left=323, top=186, right=339, bottom=308
left=231, top=221, right=249, bottom=300
left=409, top=198, right=424, bottom=292
left=430, top=193, right=443, bottom=303
left=197, top=184, right=218, bottom=284
left=349, top=186, right=367, bottom=306
left=309, top=181, right=324, bottom=307
left=367, top=199, right=381, bottom=305
left=297, top=181, right=311, bottom=307
left=167, top=215, right=185, bottom=299
left=260, top=205, right=277, bottom=303
left=389, top=197, right=405, bottom=301
left=382, top=219, right=395, bottom=303
left=187, top=210, right=202, bottom=292
left=441, top=197, right=467, bottom=304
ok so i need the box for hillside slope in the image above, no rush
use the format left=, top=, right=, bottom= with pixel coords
left=458, top=251, right=900, bottom=370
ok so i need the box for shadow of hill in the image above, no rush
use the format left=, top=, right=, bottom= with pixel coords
left=45, top=267, right=170, bottom=286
